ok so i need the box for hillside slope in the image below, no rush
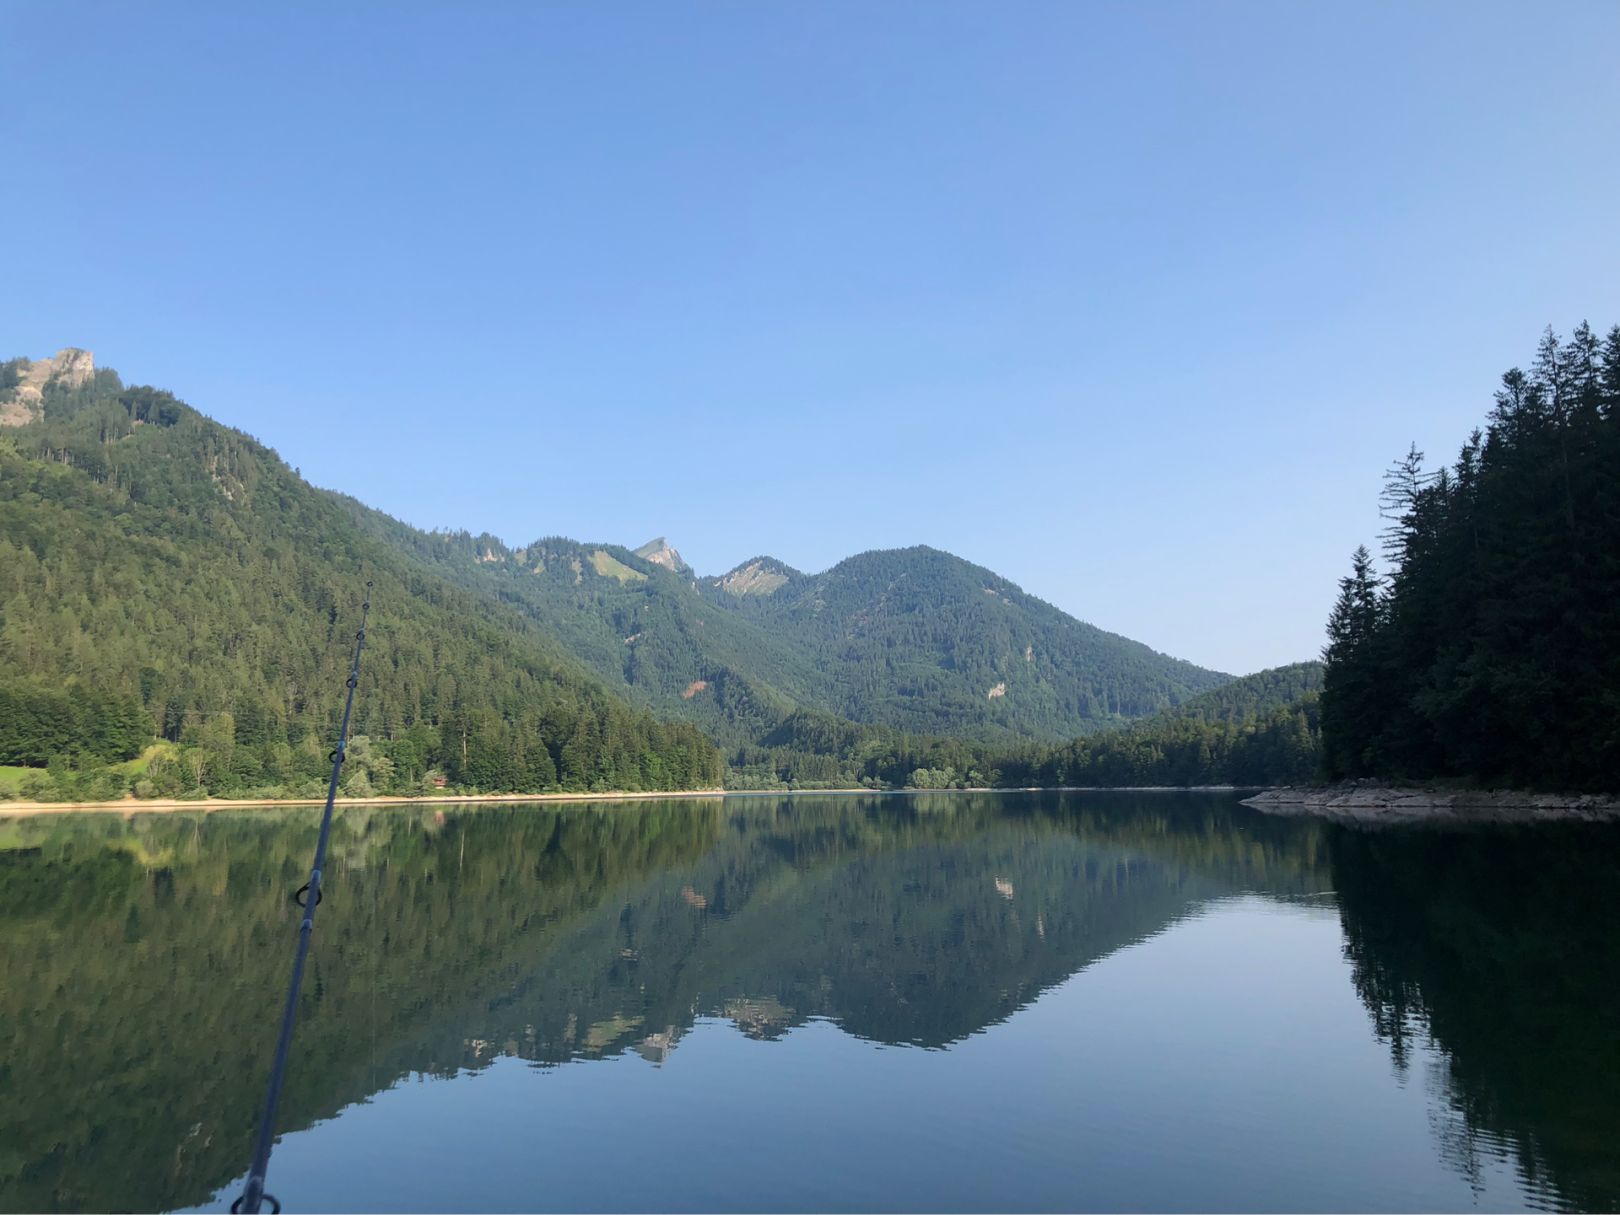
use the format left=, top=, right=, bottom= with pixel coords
left=340, top=522, right=822, bottom=746
left=0, top=350, right=721, bottom=797
left=1155, top=660, right=1323, bottom=725
left=702, top=545, right=1230, bottom=740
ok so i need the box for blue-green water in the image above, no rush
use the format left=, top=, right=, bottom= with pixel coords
left=2, top=792, right=1616, bottom=1212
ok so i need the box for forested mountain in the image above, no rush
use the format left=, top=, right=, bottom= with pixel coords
left=701, top=545, right=1230, bottom=739
left=0, top=351, right=722, bottom=800
left=378, top=531, right=1231, bottom=753
left=0, top=345, right=1247, bottom=800
left=1321, top=323, right=1620, bottom=791
left=334, top=521, right=814, bottom=748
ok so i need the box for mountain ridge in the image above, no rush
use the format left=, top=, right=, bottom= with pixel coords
left=696, top=542, right=1230, bottom=739
left=632, top=536, right=689, bottom=574
left=389, top=533, right=1232, bottom=743
left=2, top=345, right=1250, bottom=799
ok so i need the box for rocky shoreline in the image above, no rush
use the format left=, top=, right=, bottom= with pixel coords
left=1242, top=782, right=1620, bottom=826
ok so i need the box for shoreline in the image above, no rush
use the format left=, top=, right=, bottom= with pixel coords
left=0, top=787, right=734, bottom=817
left=1242, top=784, right=1620, bottom=826
left=0, top=784, right=1260, bottom=816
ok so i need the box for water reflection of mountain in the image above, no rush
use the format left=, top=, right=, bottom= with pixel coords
left=0, top=792, right=1322, bottom=1212
left=16, top=795, right=1619, bottom=1215
left=1331, top=824, right=1620, bottom=1214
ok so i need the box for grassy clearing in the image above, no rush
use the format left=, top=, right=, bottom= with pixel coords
left=590, top=550, right=647, bottom=584
left=0, top=766, right=36, bottom=795
left=0, top=742, right=175, bottom=799
left=112, top=741, right=177, bottom=777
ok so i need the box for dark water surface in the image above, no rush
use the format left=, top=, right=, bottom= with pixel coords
left=3, top=791, right=1617, bottom=1213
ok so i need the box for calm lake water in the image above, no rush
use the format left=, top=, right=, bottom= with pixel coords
left=3, top=791, right=1617, bottom=1213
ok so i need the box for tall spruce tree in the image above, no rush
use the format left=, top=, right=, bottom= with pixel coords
left=1320, top=546, right=1383, bottom=778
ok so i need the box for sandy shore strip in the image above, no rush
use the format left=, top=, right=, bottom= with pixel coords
left=1243, top=783, right=1620, bottom=825
left=0, top=784, right=1267, bottom=816
left=0, top=788, right=746, bottom=816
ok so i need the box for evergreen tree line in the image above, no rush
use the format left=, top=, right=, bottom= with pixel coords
left=990, top=663, right=1321, bottom=787
left=1320, top=323, right=1620, bottom=791
left=0, top=679, right=152, bottom=765
left=1011, top=698, right=1319, bottom=787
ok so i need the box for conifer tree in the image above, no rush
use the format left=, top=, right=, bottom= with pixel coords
left=1320, top=323, right=1619, bottom=790
left=1320, top=546, right=1383, bottom=778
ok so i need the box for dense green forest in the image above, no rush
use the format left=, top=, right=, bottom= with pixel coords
left=1321, top=324, right=1620, bottom=791
left=1007, top=662, right=1322, bottom=787
left=0, top=353, right=722, bottom=801
left=0, top=682, right=151, bottom=767
left=2, top=348, right=1341, bottom=800
left=349, top=525, right=812, bottom=747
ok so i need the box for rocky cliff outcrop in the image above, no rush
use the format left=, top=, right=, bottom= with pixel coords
left=633, top=536, right=689, bottom=573
left=0, top=347, right=95, bottom=427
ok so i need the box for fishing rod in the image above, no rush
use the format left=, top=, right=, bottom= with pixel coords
left=233, top=582, right=372, bottom=1215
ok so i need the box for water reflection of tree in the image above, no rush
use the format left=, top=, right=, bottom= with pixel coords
left=0, top=803, right=726, bottom=1213
left=1331, top=825, right=1620, bottom=1214
left=0, top=793, right=1325, bottom=1213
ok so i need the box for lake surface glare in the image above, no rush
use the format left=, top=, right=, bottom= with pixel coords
left=3, top=791, right=1616, bottom=1213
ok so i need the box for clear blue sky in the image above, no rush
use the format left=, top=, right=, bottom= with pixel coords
left=7, top=1, right=1617, bottom=674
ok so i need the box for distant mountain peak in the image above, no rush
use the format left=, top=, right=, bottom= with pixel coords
left=633, top=536, right=689, bottom=573
left=1, top=348, right=95, bottom=427
left=714, top=556, right=798, bottom=597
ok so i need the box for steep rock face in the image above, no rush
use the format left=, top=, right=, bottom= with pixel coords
left=633, top=537, right=689, bottom=573
left=0, top=348, right=95, bottom=427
